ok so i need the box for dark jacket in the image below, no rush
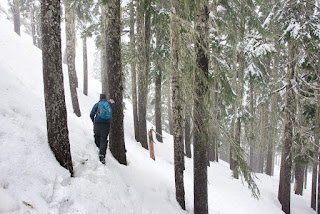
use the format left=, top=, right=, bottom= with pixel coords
left=90, top=99, right=115, bottom=123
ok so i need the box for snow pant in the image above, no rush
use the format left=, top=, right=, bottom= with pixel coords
left=94, top=122, right=110, bottom=157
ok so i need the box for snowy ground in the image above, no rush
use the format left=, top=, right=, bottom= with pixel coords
left=0, top=7, right=316, bottom=214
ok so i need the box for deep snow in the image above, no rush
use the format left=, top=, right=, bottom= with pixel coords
left=0, top=6, right=316, bottom=214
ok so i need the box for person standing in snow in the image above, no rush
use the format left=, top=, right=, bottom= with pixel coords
left=90, top=94, right=115, bottom=164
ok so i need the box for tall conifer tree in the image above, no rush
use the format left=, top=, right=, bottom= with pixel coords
left=105, top=0, right=127, bottom=165
left=193, top=0, right=209, bottom=213
left=41, top=0, right=73, bottom=176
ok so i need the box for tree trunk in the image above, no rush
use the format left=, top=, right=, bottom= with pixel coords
left=145, top=5, right=151, bottom=90
left=278, top=42, right=296, bottom=214
left=313, top=90, right=320, bottom=210
left=266, top=59, right=276, bottom=176
left=230, top=115, right=235, bottom=170
left=137, top=0, right=148, bottom=149
left=105, top=0, right=127, bottom=165
left=194, top=1, right=209, bottom=213
left=261, top=101, right=268, bottom=174
left=36, top=7, right=42, bottom=50
left=83, top=35, right=88, bottom=96
left=233, top=45, right=245, bottom=178
left=249, top=71, right=255, bottom=170
left=155, top=18, right=163, bottom=143
left=185, top=103, right=191, bottom=158
left=13, top=0, right=20, bottom=36
left=294, top=163, right=304, bottom=195
left=101, top=4, right=109, bottom=98
left=304, top=165, right=308, bottom=189
left=230, top=45, right=237, bottom=171
left=312, top=143, right=318, bottom=210
left=31, top=4, right=36, bottom=46
left=130, top=1, right=139, bottom=142
left=170, top=0, right=185, bottom=209
left=41, top=0, right=73, bottom=176
left=168, top=83, right=173, bottom=135
left=233, top=117, right=240, bottom=178
left=155, top=66, right=162, bottom=142
left=64, top=0, right=81, bottom=117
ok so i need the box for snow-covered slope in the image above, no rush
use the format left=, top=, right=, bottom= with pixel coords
left=0, top=10, right=315, bottom=214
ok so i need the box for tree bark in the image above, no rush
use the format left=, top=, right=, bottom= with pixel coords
left=31, top=4, right=36, bottom=46
left=64, top=0, right=81, bottom=117
left=233, top=46, right=245, bottom=178
left=137, top=0, right=148, bottom=149
left=130, top=1, right=139, bottom=142
left=105, top=0, right=127, bottom=165
left=230, top=45, right=237, bottom=171
left=155, top=11, right=163, bottom=142
left=266, top=57, right=275, bottom=176
left=185, top=103, right=191, bottom=158
left=145, top=4, right=151, bottom=90
left=168, top=83, right=174, bottom=135
left=83, top=36, right=88, bottom=96
left=249, top=71, right=255, bottom=171
left=304, top=165, right=307, bottom=189
left=294, top=163, right=304, bottom=195
left=41, top=0, right=73, bottom=176
left=278, top=42, right=296, bottom=214
left=13, top=0, right=20, bottom=36
left=170, top=0, right=185, bottom=209
left=101, top=4, right=109, bottom=98
left=313, top=90, right=320, bottom=210
left=194, top=1, right=209, bottom=213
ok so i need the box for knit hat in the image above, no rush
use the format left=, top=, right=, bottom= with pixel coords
left=100, top=94, right=106, bottom=100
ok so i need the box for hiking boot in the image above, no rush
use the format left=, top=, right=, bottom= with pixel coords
left=99, top=155, right=105, bottom=165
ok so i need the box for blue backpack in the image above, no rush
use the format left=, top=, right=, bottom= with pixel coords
left=97, top=100, right=111, bottom=120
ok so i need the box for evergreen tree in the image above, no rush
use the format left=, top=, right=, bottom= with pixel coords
left=41, top=0, right=73, bottom=176
left=193, top=0, right=209, bottom=213
left=13, top=0, right=20, bottom=35
left=104, top=0, right=127, bottom=165
left=170, top=0, right=185, bottom=209
left=137, top=0, right=148, bottom=149
left=64, top=0, right=81, bottom=117
left=129, top=0, right=139, bottom=142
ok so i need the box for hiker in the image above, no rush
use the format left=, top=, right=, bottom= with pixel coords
left=90, top=94, right=115, bottom=164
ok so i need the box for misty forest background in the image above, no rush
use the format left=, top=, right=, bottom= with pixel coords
left=3, top=0, right=320, bottom=214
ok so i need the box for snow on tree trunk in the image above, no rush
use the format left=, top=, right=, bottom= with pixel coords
left=105, top=0, right=127, bottom=165
left=64, top=0, right=81, bottom=117
left=170, top=0, right=185, bottom=209
left=193, top=0, right=209, bottom=213
left=41, top=0, right=73, bottom=176
left=130, top=1, right=139, bottom=142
